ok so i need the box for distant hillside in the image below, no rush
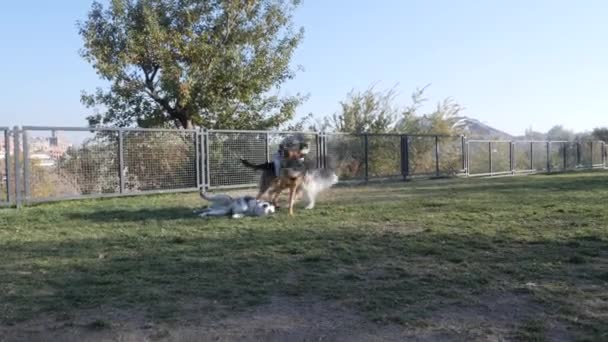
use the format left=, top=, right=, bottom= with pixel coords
left=453, top=117, right=514, bottom=140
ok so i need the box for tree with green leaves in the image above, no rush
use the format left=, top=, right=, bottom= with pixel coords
left=592, top=127, right=608, bottom=142
left=322, top=85, right=400, bottom=134
left=395, top=85, right=463, bottom=136
left=546, top=125, right=575, bottom=141
left=322, top=84, right=465, bottom=177
left=79, top=0, right=305, bottom=129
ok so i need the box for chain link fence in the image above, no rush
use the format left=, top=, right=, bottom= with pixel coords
left=205, top=130, right=321, bottom=189
left=17, top=127, right=199, bottom=204
left=123, top=129, right=198, bottom=192
left=324, top=133, right=366, bottom=180
left=367, top=134, right=402, bottom=179
left=207, top=130, right=268, bottom=188
left=1, top=126, right=606, bottom=206
left=466, top=140, right=606, bottom=176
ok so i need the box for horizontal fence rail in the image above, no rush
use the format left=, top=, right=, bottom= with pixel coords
left=2, top=126, right=606, bottom=207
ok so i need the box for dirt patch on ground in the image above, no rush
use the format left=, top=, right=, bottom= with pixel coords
left=423, top=293, right=572, bottom=341
left=1, top=297, right=407, bottom=342
left=0, top=293, right=573, bottom=342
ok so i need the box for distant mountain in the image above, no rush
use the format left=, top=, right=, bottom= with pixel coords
left=453, top=116, right=514, bottom=140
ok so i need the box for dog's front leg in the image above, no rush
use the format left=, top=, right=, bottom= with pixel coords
left=270, top=188, right=283, bottom=209
left=256, top=189, right=267, bottom=201
left=288, top=185, right=297, bottom=216
left=258, top=183, right=275, bottom=202
left=304, top=190, right=316, bottom=210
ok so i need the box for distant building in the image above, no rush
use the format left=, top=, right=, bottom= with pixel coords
left=0, top=131, right=71, bottom=167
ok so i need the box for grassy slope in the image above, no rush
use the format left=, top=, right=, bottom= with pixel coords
left=0, top=172, right=607, bottom=340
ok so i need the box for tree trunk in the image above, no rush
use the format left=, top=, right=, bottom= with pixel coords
left=174, top=110, right=192, bottom=130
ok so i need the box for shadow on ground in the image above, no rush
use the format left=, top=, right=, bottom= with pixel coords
left=1, top=225, right=606, bottom=341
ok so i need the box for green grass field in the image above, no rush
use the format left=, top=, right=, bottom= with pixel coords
left=1, top=172, right=607, bottom=341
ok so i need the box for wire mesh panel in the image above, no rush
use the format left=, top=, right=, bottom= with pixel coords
left=467, top=141, right=490, bottom=175
left=0, top=128, right=9, bottom=205
left=548, top=142, right=565, bottom=171
left=207, top=131, right=267, bottom=188
left=599, top=141, right=607, bottom=167
left=23, top=128, right=120, bottom=201
left=408, top=136, right=437, bottom=176
left=123, top=129, right=197, bottom=192
left=578, top=141, right=593, bottom=168
left=531, top=142, right=548, bottom=171
left=438, top=136, right=464, bottom=176
left=491, top=142, right=511, bottom=174
left=513, top=142, right=532, bottom=171
left=367, top=134, right=401, bottom=178
left=563, top=142, right=578, bottom=170
left=591, top=141, right=603, bottom=167
left=324, top=133, right=365, bottom=180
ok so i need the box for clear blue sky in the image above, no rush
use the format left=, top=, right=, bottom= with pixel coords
left=1, top=0, right=607, bottom=135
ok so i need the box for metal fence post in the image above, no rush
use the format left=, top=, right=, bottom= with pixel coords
left=118, top=129, right=125, bottom=194
left=315, top=133, right=321, bottom=168
left=589, top=141, right=593, bottom=169
left=602, top=141, right=606, bottom=168
left=195, top=129, right=201, bottom=188
left=509, top=141, right=515, bottom=174
left=204, top=129, right=210, bottom=190
left=576, top=142, right=581, bottom=167
left=265, top=132, right=270, bottom=163
left=466, top=141, right=470, bottom=176
left=13, top=126, right=21, bottom=208
left=322, top=133, right=328, bottom=169
left=563, top=142, right=567, bottom=171
left=400, top=135, right=408, bottom=181
left=435, top=135, right=440, bottom=177
left=461, top=135, right=466, bottom=172
left=488, top=141, right=493, bottom=175
left=364, top=133, right=369, bottom=182
left=546, top=142, right=551, bottom=173
left=405, top=135, right=410, bottom=179
left=4, top=129, right=12, bottom=204
left=530, top=142, right=534, bottom=171
left=22, top=129, right=30, bottom=202
left=587, top=141, right=591, bottom=167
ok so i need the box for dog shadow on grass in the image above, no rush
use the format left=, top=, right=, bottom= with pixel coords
left=66, top=207, right=201, bottom=222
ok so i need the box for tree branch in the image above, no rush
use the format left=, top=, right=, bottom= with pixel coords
left=140, top=64, right=178, bottom=119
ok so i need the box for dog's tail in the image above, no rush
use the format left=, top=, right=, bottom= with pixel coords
left=240, top=158, right=273, bottom=171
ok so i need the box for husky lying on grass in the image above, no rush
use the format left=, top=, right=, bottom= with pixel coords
left=196, top=191, right=275, bottom=219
